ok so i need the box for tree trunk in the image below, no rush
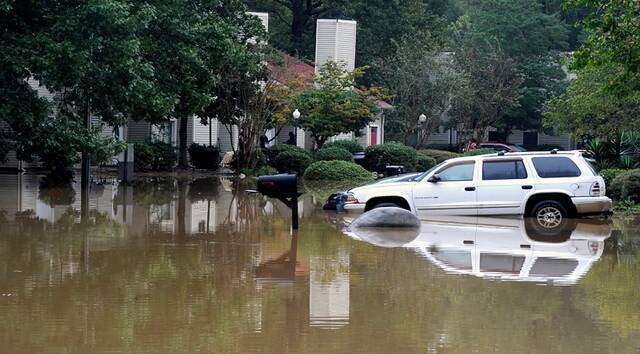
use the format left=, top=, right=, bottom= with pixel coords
left=178, top=115, right=189, bottom=169
left=290, top=0, right=307, bottom=55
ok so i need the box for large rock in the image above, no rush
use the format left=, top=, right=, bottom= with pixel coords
left=351, top=207, right=420, bottom=228
left=349, top=207, right=421, bottom=248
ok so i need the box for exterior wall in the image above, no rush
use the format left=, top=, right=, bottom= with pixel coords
left=315, top=19, right=357, bottom=73
left=507, top=130, right=574, bottom=150
left=127, top=120, right=151, bottom=143
left=193, top=117, right=216, bottom=146
left=216, top=120, right=238, bottom=153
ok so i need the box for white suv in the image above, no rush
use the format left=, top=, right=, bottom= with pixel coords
left=343, top=151, right=612, bottom=224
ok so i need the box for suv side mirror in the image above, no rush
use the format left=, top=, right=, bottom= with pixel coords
left=427, top=174, right=440, bottom=183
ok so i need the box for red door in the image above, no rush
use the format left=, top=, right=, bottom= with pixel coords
left=370, top=126, right=378, bottom=145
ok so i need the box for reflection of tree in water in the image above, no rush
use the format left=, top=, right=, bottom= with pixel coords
left=187, top=177, right=220, bottom=202
left=38, top=178, right=76, bottom=207
left=130, top=177, right=177, bottom=207
left=577, top=220, right=640, bottom=338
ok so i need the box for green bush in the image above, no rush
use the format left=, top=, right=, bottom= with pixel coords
left=600, top=168, right=626, bottom=188
left=463, top=148, right=497, bottom=156
left=416, top=154, right=437, bottom=171
left=419, top=149, right=462, bottom=163
left=322, top=139, right=364, bottom=153
left=365, top=141, right=419, bottom=172
left=424, top=144, right=460, bottom=152
left=304, top=160, right=374, bottom=182
left=188, top=143, right=220, bottom=169
left=272, top=150, right=312, bottom=175
left=240, top=165, right=278, bottom=177
left=267, top=144, right=308, bottom=161
left=134, top=142, right=177, bottom=171
left=315, top=147, right=353, bottom=162
left=609, top=169, right=640, bottom=202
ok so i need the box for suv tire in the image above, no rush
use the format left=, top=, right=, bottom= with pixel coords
left=526, top=200, right=574, bottom=242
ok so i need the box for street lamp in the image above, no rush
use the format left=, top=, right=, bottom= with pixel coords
left=293, top=109, right=301, bottom=146
left=419, top=114, right=427, bottom=124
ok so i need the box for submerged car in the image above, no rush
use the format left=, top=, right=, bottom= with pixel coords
left=341, top=150, right=612, bottom=225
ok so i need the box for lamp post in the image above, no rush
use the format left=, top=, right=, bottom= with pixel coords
left=419, top=114, right=427, bottom=124
left=293, top=109, right=301, bottom=147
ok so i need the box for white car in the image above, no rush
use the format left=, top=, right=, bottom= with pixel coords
left=343, top=151, right=612, bottom=226
left=343, top=216, right=611, bottom=285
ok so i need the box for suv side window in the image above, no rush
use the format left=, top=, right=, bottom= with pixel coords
left=531, top=157, right=581, bottom=178
left=437, top=162, right=475, bottom=182
left=482, top=160, right=528, bottom=180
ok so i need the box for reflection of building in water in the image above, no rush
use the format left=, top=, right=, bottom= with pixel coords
left=309, top=252, right=350, bottom=329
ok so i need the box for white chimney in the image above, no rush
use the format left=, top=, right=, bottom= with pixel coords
left=247, top=12, right=269, bottom=32
left=315, top=19, right=357, bottom=73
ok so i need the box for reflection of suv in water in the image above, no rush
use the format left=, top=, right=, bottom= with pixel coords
left=345, top=216, right=611, bottom=285
left=343, top=151, right=612, bottom=227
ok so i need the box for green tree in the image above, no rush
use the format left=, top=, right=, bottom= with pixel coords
left=544, top=64, right=640, bottom=140
left=293, top=61, right=381, bottom=149
left=566, top=0, right=640, bottom=93
left=376, top=40, right=469, bottom=147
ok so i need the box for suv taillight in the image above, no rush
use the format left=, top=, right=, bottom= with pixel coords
left=590, top=181, right=602, bottom=197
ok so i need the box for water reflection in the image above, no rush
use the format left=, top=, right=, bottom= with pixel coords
left=1, top=174, right=640, bottom=353
left=345, top=216, right=611, bottom=285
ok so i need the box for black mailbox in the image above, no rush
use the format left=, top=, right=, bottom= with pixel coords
left=385, top=165, right=406, bottom=177
left=257, top=174, right=298, bottom=198
left=255, top=174, right=301, bottom=230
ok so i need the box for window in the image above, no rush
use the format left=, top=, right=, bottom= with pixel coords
left=480, top=254, right=525, bottom=274
left=482, top=160, right=528, bottom=180
left=532, top=157, right=581, bottom=178
left=432, top=250, right=472, bottom=270
left=437, top=162, right=475, bottom=182
left=530, top=258, right=578, bottom=277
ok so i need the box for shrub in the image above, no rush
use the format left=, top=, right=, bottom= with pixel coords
left=419, top=149, right=461, bottom=163
left=304, top=160, right=374, bottom=182
left=322, top=139, right=364, bottom=153
left=416, top=154, right=437, bottom=171
left=188, top=143, right=220, bottom=169
left=365, top=141, right=419, bottom=172
left=315, top=147, right=353, bottom=162
left=272, top=150, right=312, bottom=175
left=134, top=142, right=177, bottom=171
left=600, top=168, right=625, bottom=189
left=609, top=169, right=640, bottom=202
left=463, top=148, right=497, bottom=156
left=267, top=144, right=308, bottom=161
left=424, top=143, right=459, bottom=152
left=240, top=165, right=277, bottom=177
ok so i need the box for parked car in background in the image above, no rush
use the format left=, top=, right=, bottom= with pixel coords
left=478, top=142, right=527, bottom=152
left=340, top=150, right=612, bottom=227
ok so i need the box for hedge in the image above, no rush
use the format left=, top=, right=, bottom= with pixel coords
left=315, top=146, right=353, bottom=162
left=322, top=139, right=364, bottom=153
left=416, top=154, right=437, bottom=171
left=365, top=142, right=419, bottom=172
left=272, top=149, right=312, bottom=175
left=304, top=160, right=374, bottom=182
left=463, top=148, right=497, bottom=156
left=188, top=143, right=220, bottom=169
left=134, top=142, right=177, bottom=171
left=267, top=144, right=308, bottom=160
left=419, top=149, right=461, bottom=163
left=599, top=168, right=625, bottom=189
left=609, top=169, right=640, bottom=202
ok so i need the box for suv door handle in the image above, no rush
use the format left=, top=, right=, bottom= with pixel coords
left=465, top=187, right=476, bottom=191
left=522, top=185, right=533, bottom=190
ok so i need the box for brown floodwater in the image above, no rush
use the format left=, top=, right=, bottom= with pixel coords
left=0, top=174, right=639, bottom=354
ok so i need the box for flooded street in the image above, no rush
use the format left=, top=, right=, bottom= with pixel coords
left=0, top=175, right=639, bottom=353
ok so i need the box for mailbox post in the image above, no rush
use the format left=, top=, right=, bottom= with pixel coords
left=256, top=174, right=301, bottom=230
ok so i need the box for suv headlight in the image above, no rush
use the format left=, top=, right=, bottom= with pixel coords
left=345, top=192, right=360, bottom=204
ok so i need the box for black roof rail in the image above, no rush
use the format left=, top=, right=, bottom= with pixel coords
left=497, top=150, right=506, bottom=156
left=550, top=149, right=559, bottom=154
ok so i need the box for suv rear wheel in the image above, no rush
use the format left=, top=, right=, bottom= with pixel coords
left=530, top=200, right=568, bottom=228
